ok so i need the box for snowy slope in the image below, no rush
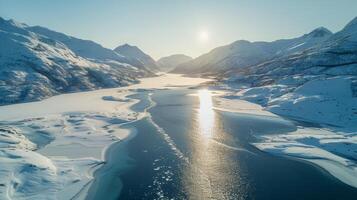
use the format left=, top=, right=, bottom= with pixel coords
left=268, top=77, right=357, bottom=127
left=0, top=17, right=150, bottom=105
left=27, top=26, right=127, bottom=63
left=26, top=26, right=154, bottom=76
left=223, top=16, right=357, bottom=127
left=216, top=17, right=357, bottom=188
left=157, top=54, right=192, bottom=72
left=172, top=27, right=332, bottom=75
left=229, top=17, right=357, bottom=89
left=114, top=44, right=158, bottom=72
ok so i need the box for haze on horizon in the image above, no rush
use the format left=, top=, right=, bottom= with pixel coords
left=1, top=0, right=357, bottom=59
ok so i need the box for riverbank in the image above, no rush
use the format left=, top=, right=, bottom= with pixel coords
left=0, top=74, right=211, bottom=199
left=116, top=87, right=357, bottom=199
left=1, top=73, right=355, bottom=199
left=211, top=81, right=357, bottom=189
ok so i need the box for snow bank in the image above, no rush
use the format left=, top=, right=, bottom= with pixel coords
left=254, top=127, right=357, bottom=188
left=221, top=75, right=357, bottom=189
left=268, top=77, right=357, bottom=128
left=231, top=76, right=357, bottom=128
left=0, top=74, right=210, bottom=199
left=213, top=94, right=276, bottom=117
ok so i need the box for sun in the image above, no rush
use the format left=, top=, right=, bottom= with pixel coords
left=197, top=30, right=210, bottom=42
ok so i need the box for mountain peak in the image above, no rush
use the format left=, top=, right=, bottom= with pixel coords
left=231, top=40, right=251, bottom=45
left=114, top=43, right=157, bottom=70
left=343, top=16, right=357, bottom=31
left=306, top=27, right=332, bottom=38
left=121, top=43, right=135, bottom=48
left=0, top=17, right=30, bottom=36
left=0, top=17, right=18, bottom=27
left=114, top=44, right=145, bottom=56
left=114, top=43, right=141, bottom=52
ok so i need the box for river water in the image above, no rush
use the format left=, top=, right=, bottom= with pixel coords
left=91, top=88, right=357, bottom=200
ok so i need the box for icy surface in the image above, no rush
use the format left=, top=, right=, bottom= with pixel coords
left=253, top=127, right=357, bottom=188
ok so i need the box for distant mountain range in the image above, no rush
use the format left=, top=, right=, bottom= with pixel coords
left=170, top=16, right=357, bottom=129
left=172, top=16, right=357, bottom=95
left=157, top=54, right=192, bottom=72
left=173, top=17, right=357, bottom=81
left=171, top=16, right=357, bottom=129
left=224, top=16, right=357, bottom=88
left=172, top=27, right=333, bottom=75
left=2, top=15, right=356, bottom=106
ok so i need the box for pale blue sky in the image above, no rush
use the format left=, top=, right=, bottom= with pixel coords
left=1, top=0, right=356, bottom=59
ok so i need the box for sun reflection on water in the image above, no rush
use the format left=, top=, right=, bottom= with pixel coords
left=198, top=89, right=214, bottom=138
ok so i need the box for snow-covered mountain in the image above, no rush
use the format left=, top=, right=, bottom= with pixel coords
left=172, top=27, right=332, bottom=75
left=114, top=44, right=158, bottom=72
left=221, top=16, right=357, bottom=127
left=229, top=17, right=357, bottom=88
left=27, top=26, right=126, bottom=63
left=171, top=16, right=357, bottom=128
left=157, top=54, right=192, bottom=72
left=26, top=26, right=154, bottom=75
left=218, top=17, right=357, bottom=184
left=0, top=17, right=153, bottom=105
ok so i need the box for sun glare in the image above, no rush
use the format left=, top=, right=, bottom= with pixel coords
left=198, top=89, right=214, bottom=138
left=197, top=30, right=210, bottom=43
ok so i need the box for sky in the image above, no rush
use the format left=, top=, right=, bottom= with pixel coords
left=1, top=0, right=357, bottom=59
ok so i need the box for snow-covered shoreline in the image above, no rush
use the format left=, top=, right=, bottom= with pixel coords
left=0, top=91, right=140, bottom=200
left=1, top=72, right=355, bottom=199
left=212, top=77, right=357, bottom=189
left=0, top=74, right=210, bottom=200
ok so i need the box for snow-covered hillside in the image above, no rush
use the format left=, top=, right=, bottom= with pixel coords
left=26, top=26, right=155, bottom=76
left=176, top=16, right=357, bottom=129
left=27, top=26, right=129, bottom=64
left=0, top=17, right=154, bottom=105
left=157, top=54, right=192, bottom=72
left=114, top=44, right=158, bottom=72
left=227, top=17, right=357, bottom=107
left=210, top=16, right=357, bottom=189
left=172, top=27, right=332, bottom=75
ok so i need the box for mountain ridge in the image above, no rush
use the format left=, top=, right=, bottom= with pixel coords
left=172, top=26, right=333, bottom=75
left=114, top=43, right=158, bottom=72
left=0, top=17, right=154, bottom=105
left=157, top=54, right=192, bottom=72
